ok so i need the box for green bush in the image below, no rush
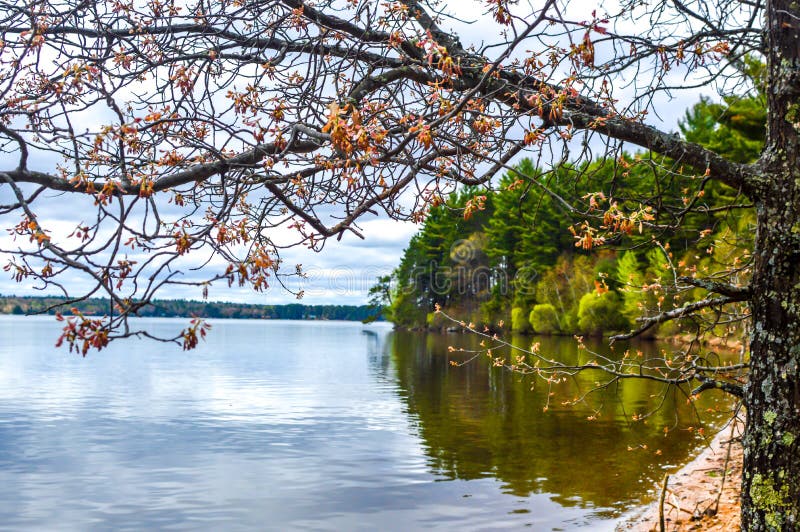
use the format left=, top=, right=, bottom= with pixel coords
left=529, top=304, right=560, bottom=334
left=561, top=308, right=581, bottom=334
left=390, top=290, right=427, bottom=328
left=577, top=291, right=628, bottom=335
left=426, top=311, right=449, bottom=329
left=615, top=250, right=645, bottom=323
left=511, top=306, right=532, bottom=333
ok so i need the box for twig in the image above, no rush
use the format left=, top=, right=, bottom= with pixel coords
left=714, top=417, right=739, bottom=515
left=659, top=473, right=670, bottom=532
left=663, top=499, right=695, bottom=515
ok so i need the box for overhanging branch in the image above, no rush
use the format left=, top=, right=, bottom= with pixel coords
left=610, top=295, right=743, bottom=343
left=692, top=375, right=744, bottom=398
left=1, top=136, right=322, bottom=195
left=678, top=276, right=752, bottom=299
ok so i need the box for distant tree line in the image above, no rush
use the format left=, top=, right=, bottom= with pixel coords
left=0, top=295, right=380, bottom=322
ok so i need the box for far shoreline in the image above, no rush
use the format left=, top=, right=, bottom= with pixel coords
left=0, top=294, right=382, bottom=322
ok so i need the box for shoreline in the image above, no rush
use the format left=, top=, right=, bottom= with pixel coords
left=401, top=323, right=745, bottom=349
left=618, top=417, right=743, bottom=531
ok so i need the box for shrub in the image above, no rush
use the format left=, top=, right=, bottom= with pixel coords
left=529, top=304, right=560, bottom=334
left=577, top=291, right=627, bottom=335
left=511, top=306, right=532, bottom=333
left=426, top=311, right=449, bottom=330
left=615, top=250, right=646, bottom=323
left=390, top=290, right=427, bottom=328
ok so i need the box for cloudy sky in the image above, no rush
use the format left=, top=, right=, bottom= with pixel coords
left=0, top=1, right=719, bottom=307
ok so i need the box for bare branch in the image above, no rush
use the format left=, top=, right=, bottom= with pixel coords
left=610, top=295, right=743, bottom=342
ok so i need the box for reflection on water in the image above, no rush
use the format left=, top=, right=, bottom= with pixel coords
left=388, top=332, right=734, bottom=518
left=0, top=316, right=733, bottom=530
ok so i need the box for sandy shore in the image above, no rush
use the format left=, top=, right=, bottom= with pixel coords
left=618, top=417, right=743, bottom=531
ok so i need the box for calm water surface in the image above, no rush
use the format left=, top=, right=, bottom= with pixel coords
left=0, top=316, right=732, bottom=530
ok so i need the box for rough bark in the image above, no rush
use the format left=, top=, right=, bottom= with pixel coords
left=741, top=1, right=800, bottom=529
left=744, top=198, right=800, bottom=530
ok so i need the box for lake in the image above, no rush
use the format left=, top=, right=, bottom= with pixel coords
left=0, top=316, right=733, bottom=530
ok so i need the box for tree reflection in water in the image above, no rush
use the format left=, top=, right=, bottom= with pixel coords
left=386, top=331, right=735, bottom=516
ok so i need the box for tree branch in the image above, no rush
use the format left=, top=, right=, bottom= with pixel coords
left=678, top=276, right=752, bottom=299
left=610, top=295, right=743, bottom=342
left=692, top=375, right=745, bottom=398
left=2, top=136, right=321, bottom=194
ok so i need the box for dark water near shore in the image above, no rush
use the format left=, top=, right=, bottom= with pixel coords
left=0, top=316, right=733, bottom=530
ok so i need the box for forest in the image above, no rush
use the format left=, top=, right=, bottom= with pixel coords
left=374, top=91, right=763, bottom=338
left=0, top=295, right=378, bottom=322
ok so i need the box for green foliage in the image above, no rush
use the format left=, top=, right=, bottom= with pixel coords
left=448, top=232, right=492, bottom=303
left=530, top=304, right=559, bottom=334
left=680, top=95, right=765, bottom=163
left=390, top=289, right=427, bottom=328
left=485, top=159, right=573, bottom=297
left=511, top=306, right=532, bottom=333
left=479, top=287, right=511, bottom=327
left=426, top=311, right=449, bottom=329
left=387, top=188, right=495, bottom=327
left=593, top=253, right=619, bottom=289
left=577, top=291, right=628, bottom=335
left=385, top=91, right=765, bottom=335
left=534, top=254, right=596, bottom=332
left=615, top=251, right=646, bottom=324
left=365, top=274, right=393, bottom=322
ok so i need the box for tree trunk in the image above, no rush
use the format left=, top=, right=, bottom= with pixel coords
left=743, top=195, right=800, bottom=530
left=742, top=4, right=800, bottom=528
